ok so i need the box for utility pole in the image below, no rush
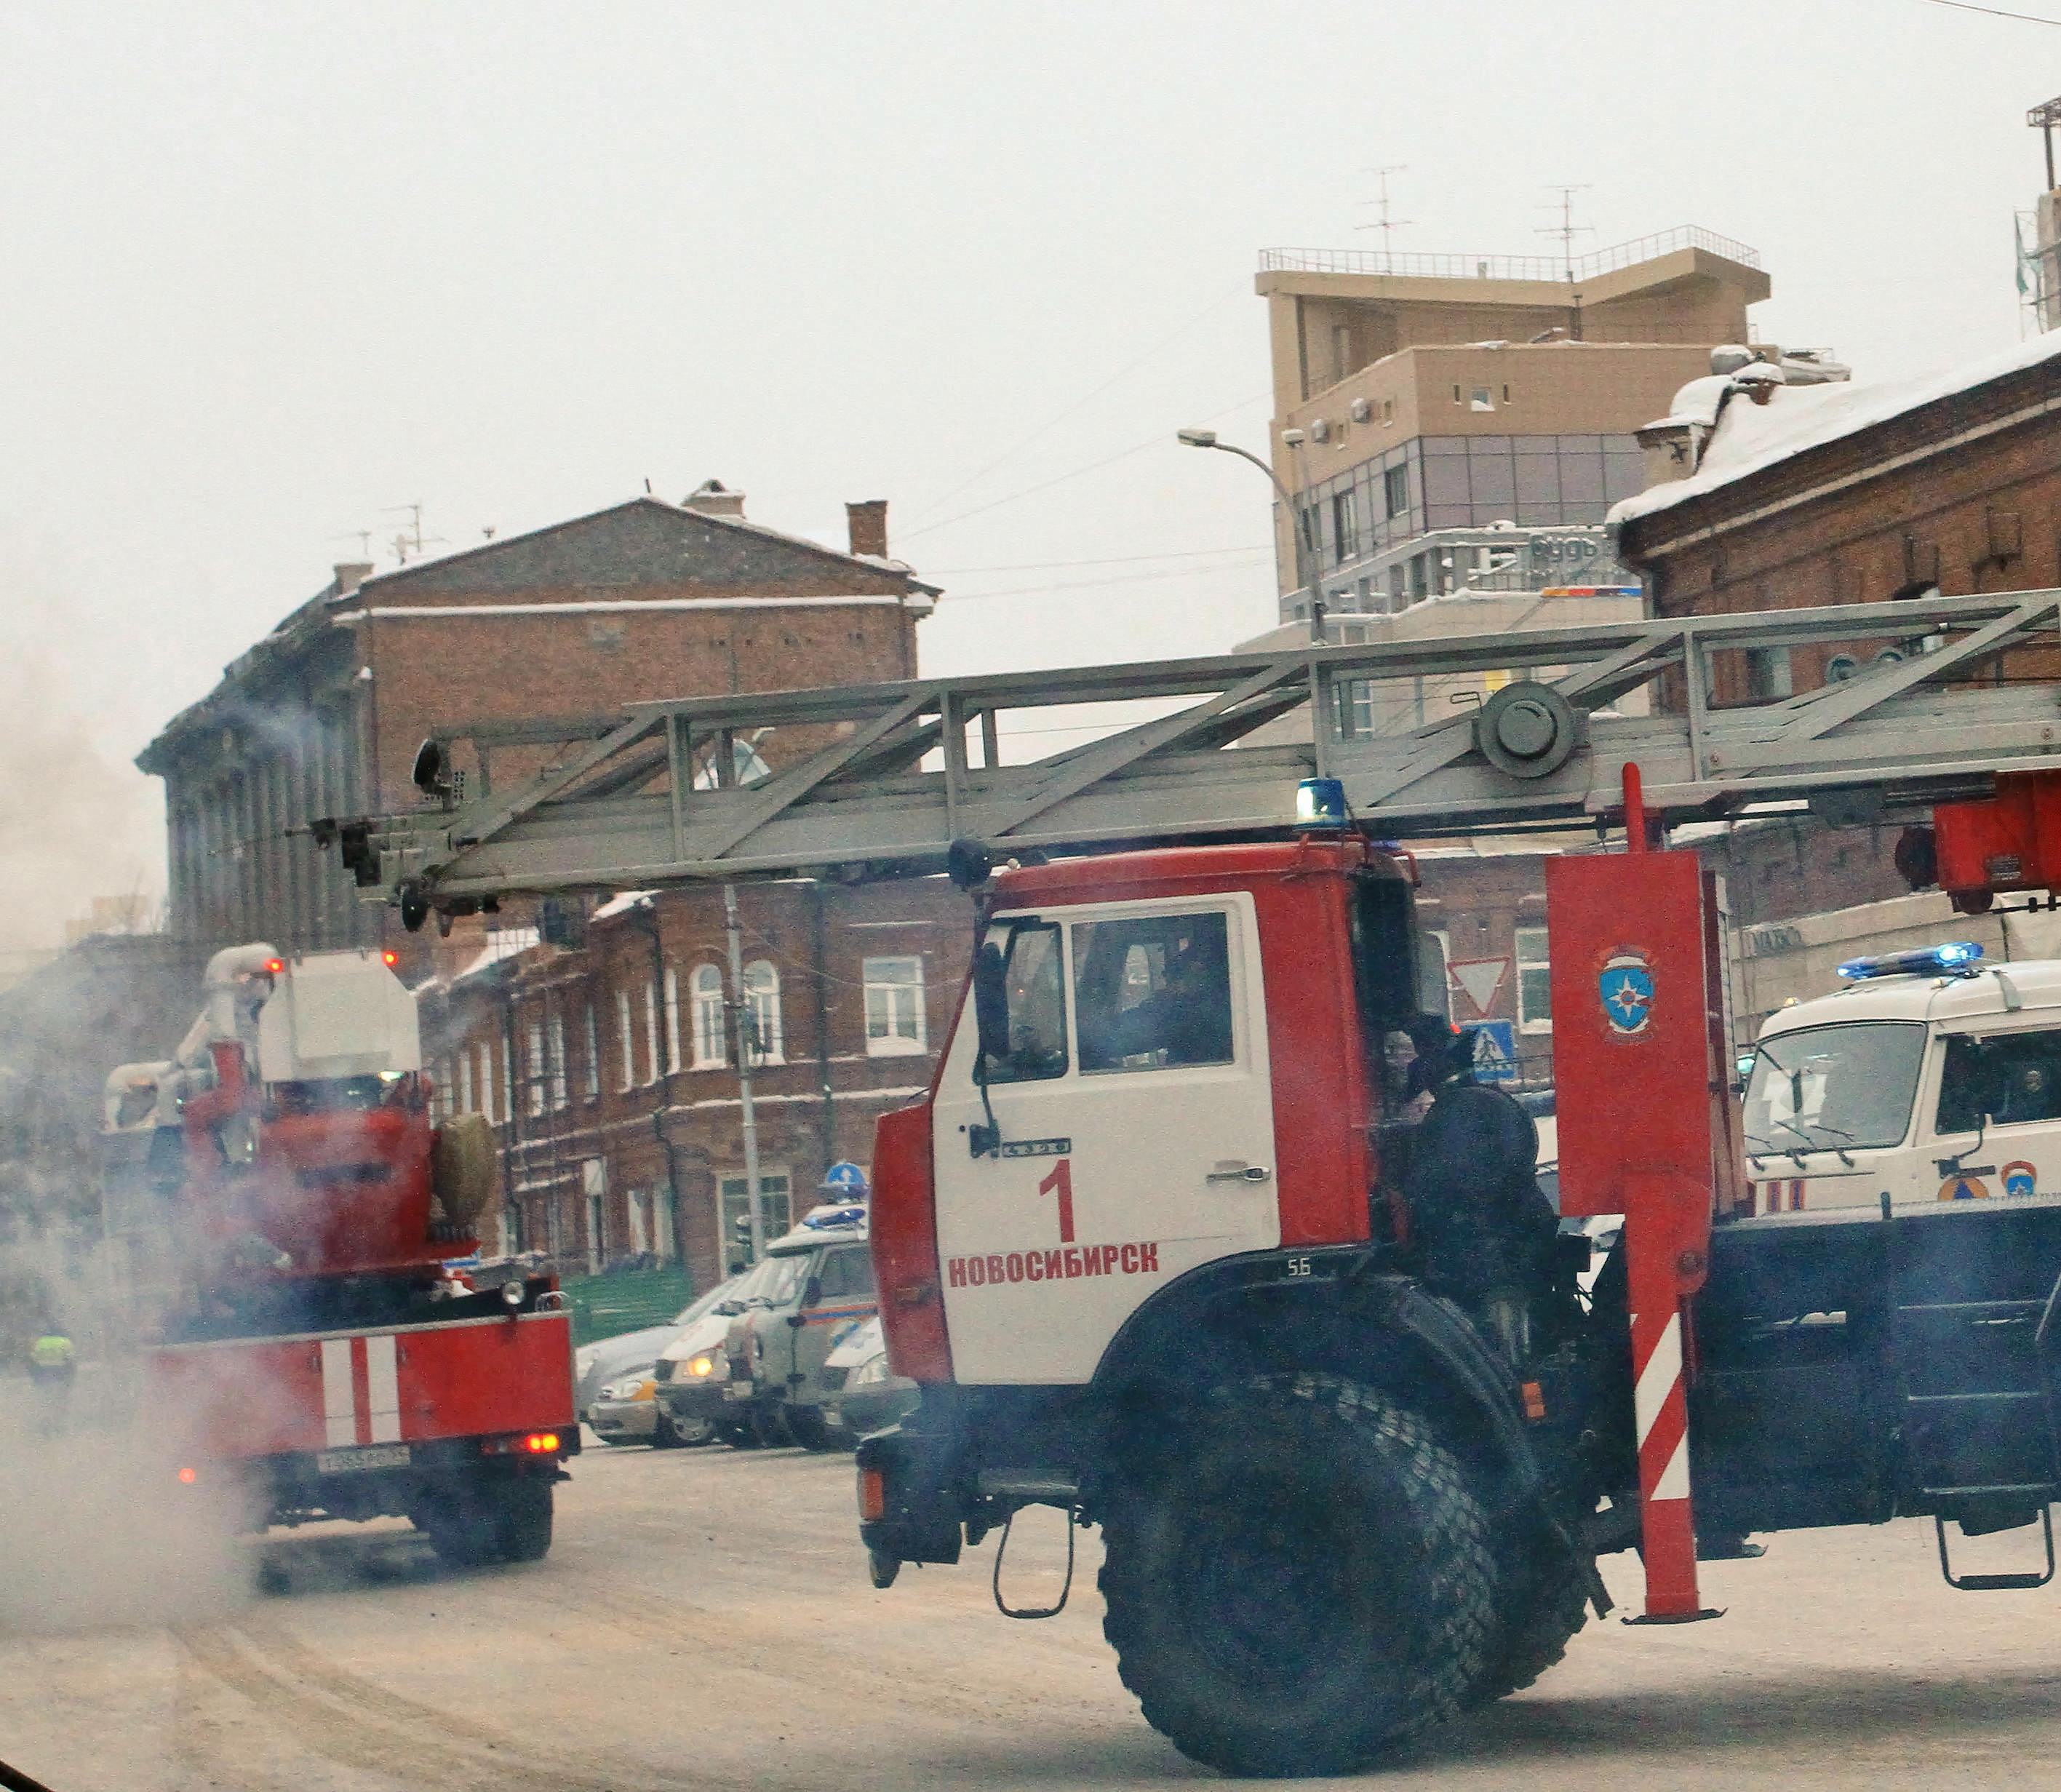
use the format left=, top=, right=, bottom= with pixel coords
left=723, top=883, right=766, bottom=1262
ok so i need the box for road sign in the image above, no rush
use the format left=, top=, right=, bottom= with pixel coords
left=1462, top=1019, right=1518, bottom=1083
left=822, top=1160, right=869, bottom=1195
left=1447, top=957, right=1508, bottom=1021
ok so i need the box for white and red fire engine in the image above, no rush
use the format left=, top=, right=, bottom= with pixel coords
left=108, top=943, right=575, bottom=1568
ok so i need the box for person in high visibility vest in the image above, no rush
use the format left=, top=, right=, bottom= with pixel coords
left=26, top=1328, right=77, bottom=1438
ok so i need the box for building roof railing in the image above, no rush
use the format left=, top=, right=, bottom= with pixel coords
left=1258, top=226, right=1762, bottom=285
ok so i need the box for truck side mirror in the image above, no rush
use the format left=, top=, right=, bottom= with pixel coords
left=973, top=941, right=1010, bottom=1077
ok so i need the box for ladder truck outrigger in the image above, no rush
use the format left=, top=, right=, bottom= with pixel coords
left=332, top=591, right=2061, bottom=1774
left=108, top=944, right=576, bottom=1571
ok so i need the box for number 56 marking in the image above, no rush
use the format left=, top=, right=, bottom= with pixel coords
left=1037, top=1158, right=1077, bottom=1244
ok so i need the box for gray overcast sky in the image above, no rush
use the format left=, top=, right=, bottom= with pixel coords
left=1, top=0, right=2052, bottom=936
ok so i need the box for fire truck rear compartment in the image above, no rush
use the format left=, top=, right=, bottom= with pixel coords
left=1693, top=1203, right=2061, bottom=1544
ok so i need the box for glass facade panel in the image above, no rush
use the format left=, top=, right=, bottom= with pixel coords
left=1515, top=454, right=1560, bottom=507
left=1468, top=453, right=1515, bottom=509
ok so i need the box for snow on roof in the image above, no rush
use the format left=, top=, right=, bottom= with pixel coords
left=452, top=927, right=541, bottom=987
left=1611, top=330, right=2061, bottom=531
left=590, top=891, right=656, bottom=923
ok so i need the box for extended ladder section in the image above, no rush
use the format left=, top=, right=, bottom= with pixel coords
left=331, top=591, right=2061, bottom=912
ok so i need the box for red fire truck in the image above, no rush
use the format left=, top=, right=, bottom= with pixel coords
left=330, top=592, right=2061, bottom=1772
left=111, top=943, right=575, bottom=1569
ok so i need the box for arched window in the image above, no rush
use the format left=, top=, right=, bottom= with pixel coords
left=690, top=964, right=727, bottom=1068
left=744, top=959, right=784, bottom=1065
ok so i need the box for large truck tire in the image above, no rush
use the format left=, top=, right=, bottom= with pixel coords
left=429, top=1114, right=495, bottom=1231
left=1099, top=1373, right=1495, bottom=1778
left=415, top=1471, right=553, bottom=1568
left=784, top=1404, right=837, bottom=1451
left=1471, top=1535, right=1590, bottom=1704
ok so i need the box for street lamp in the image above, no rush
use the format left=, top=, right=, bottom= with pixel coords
left=1178, top=429, right=1326, bottom=644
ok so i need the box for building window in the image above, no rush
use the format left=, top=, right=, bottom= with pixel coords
left=616, top=989, right=634, bottom=1091
left=548, top=1013, right=567, bottom=1109
left=719, top=1171, right=793, bottom=1262
left=500, top=1037, right=514, bottom=1123
left=1516, top=925, right=1552, bottom=1033
left=744, top=959, right=784, bottom=1064
left=1336, top=679, right=1376, bottom=738
left=1746, top=646, right=1794, bottom=701
left=525, top=1022, right=544, bottom=1118
left=1470, top=388, right=1494, bottom=413
left=477, top=1043, right=494, bottom=1124
left=643, top=979, right=661, bottom=1086
left=864, top=956, right=926, bottom=1056
left=1380, top=397, right=1395, bottom=424
left=663, top=965, right=682, bottom=1075
left=626, top=1186, right=650, bottom=1256
left=457, top=1050, right=474, bottom=1115
left=1383, top=463, right=1408, bottom=519
left=1331, top=490, right=1358, bottom=565
left=583, top=1004, right=600, bottom=1101
left=691, top=964, right=727, bottom=1068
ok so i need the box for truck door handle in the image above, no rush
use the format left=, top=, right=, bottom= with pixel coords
left=1207, top=1162, right=1272, bottom=1184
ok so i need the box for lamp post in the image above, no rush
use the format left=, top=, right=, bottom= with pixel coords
left=1178, top=427, right=1326, bottom=645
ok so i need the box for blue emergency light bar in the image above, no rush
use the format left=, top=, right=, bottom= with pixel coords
left=1836, top=940, right=1985, bottom=981
left=1296, top=777, right=1349, bottom=829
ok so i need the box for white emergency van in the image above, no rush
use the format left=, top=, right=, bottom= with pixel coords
left=1743, top=941, right=2061, bottom=1216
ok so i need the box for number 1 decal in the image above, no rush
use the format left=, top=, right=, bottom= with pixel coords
left=1037, top=1157, right=1076, bottom=1243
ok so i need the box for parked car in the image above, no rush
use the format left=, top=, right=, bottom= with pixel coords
left=575, top=1274, right=748, bottom=1443
left=720, top=1203, right=877, bottom=1451
left=819, top=1315, right=917, bottom=1442
left=651, top=1272, right=756, bottom=1446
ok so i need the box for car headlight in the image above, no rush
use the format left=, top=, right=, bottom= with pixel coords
left=686, top=1353, right=721, bottom=1379
left=849, top=1355, right=889, bottom=1387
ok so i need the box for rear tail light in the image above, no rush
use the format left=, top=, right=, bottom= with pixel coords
left=482, top=1430, right=562, bottom=1457
left=176, top=1466, right=199, bottom=1485
left=869, top=1102, right=952, bottom=1382
left=858, top=1465, right=887, bottom=1523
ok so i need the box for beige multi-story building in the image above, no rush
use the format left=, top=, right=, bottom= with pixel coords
left=1253, top=227, right=1771, bottom=626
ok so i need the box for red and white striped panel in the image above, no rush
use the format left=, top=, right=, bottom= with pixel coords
left=319, top=1334, right=402, bottom=1446
left=1630, top=1307, right=1691, bottom=1503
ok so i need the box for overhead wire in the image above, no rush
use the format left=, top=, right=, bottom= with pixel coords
left=902, top=280, right=1251, bottom=528
left=1910, top=0, right=2061, bottom=21
left=898, top=388, right=1272, bottom=543
left=928, top=543, right=1268, bottom=575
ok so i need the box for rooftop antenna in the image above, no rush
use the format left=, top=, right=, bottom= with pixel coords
left=380, top=501, right=447, bottom=567
left=1354, top=165, right=1413, bottom=270
left=333, top=528, right=374, bottom=559
left=1537, top=184, right=1595, bottom=282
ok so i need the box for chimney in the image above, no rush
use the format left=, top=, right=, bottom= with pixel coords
left=683, top=479, right=747, bottom=521
left=846, top=499, right=889, bottom=559
left=332, top=562, right=374, bottom=597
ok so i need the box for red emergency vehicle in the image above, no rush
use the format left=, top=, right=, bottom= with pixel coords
left=113, top=944, right=575, bottom=1567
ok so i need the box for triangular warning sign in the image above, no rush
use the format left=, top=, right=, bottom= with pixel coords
left=1448, top=957, right=1507, bottom=1020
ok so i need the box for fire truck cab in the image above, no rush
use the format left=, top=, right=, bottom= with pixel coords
left=1745, top=942, right=2061, bottom=1216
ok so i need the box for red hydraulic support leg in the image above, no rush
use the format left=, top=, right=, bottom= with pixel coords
left=1547, top=765, right=1729, bottom=1622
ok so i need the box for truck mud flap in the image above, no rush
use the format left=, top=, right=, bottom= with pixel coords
left=856, top=1426, right=963, bottom=1567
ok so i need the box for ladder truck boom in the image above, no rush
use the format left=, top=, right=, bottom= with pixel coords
left=324, top=591, right=2061, bottom=1775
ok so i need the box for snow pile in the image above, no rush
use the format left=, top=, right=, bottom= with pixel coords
left=1611, top=330, right=2061, bottom=529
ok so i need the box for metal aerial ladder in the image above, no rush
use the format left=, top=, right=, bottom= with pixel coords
left=326, top=589, right=2061, bottom=915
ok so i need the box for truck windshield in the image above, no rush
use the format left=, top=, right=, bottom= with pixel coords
left=734, top=1253, right=805, bottom=1306
left=1745, top=1021, right=1926, bottom=1156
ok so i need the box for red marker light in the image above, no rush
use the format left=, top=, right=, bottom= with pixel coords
left=522, top=1432, right=560, bottom=1454
left=382, top=949, right=399, bottom=967
left=176, top=1466, right=198, bottom=1485
left=264, top=958, right=284, bottom=975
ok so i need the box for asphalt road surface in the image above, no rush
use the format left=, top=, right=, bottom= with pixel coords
left=7, top=1434, right=2061, bottom=1790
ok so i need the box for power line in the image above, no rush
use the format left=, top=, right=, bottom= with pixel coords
left=900, top=389, right=1272, bottom=543
left=1912, top=0, right=2061, bottom=21
left=929, top=543, right=1269, bottom=575
left=941, top=554, right=1274, bottom=605
left=904, top=281, right=1249, bottom=528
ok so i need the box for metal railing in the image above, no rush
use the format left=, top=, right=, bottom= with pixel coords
left=1259, top=226, right=1762, bottom=284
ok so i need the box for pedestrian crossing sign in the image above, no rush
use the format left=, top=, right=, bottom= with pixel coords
left=1462, top=1019, right=1518, bottom=1084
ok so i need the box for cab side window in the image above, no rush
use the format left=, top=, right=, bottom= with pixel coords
left=814, top=1248, right=875, bottom=1301
left=1074, top=911, right=1235, bottom=1075
left=980, top=920, right=1068, bottom=1084
left=1937, top=1031, right=2061, bottom=1133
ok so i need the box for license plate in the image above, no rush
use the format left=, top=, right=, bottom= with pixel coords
left=722, top=1382, right=753, bottom=1401
left=316, top=1443, right=411, bottom=1475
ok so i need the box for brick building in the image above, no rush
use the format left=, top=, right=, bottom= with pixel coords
left=1612, top=332, right=2061, bottom=698
left=418, top=876, right=968, bottom=1294
left=137, top=486, right=936, bottom=959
